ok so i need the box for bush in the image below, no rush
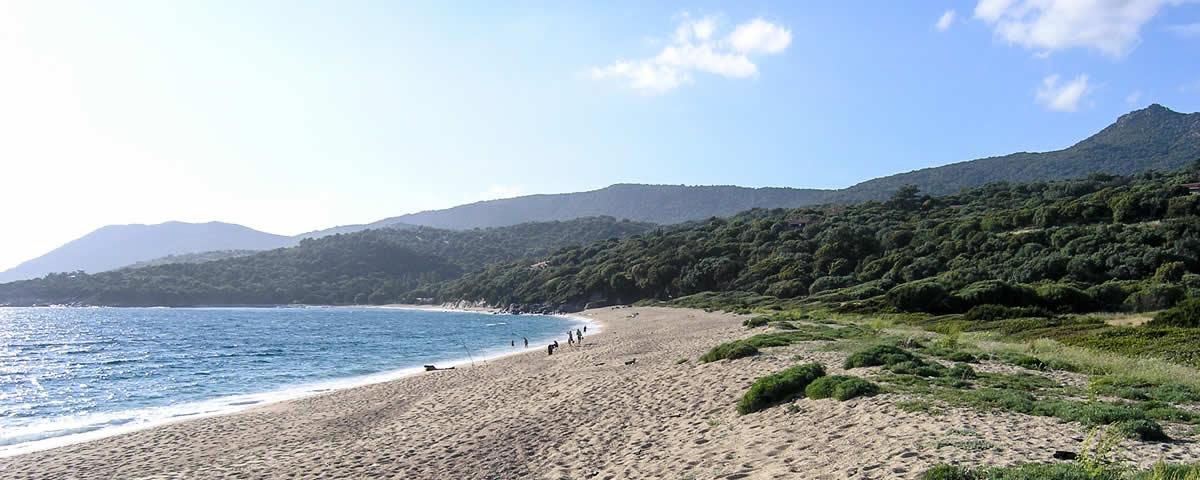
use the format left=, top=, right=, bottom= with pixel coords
left=803, top=375, right=843, bottom=400
left=1149, top=298, right=1200, bottom=328
left=955, top=280, right=1038, bottom=309
left=963, top=304, right=1052, bottom=321
left=1087, top=281, right=1140, bottom=311
left=1113, top=419, right=1170, bottom=442
left=1125, top=284, right=1185, bottom=312
left=1035, top=284, right=1095, bottom=313
left=699, top=341, right=758, bottom=362
left=805, top=375, right=880, bottom=401
left=844, top=345, right=918, bottom=369
left=832, top=377, right=880, bottom=400
left=887, top=280, right=955, bottom=313
left=1155, top=261, right=1188, bottom=283
left=743, top=315, right=770, bottom=328
left=809, top=275, right=856, bottom=295
left=737, top=363, right=826, bottom=414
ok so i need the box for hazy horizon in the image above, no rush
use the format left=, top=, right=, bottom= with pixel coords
left=4, top=1, right=1200, bottom=271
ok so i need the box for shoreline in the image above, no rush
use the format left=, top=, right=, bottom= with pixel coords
left=8, top=306, right=1188, bottom=479
left=0, top=306, right=600, bottom=459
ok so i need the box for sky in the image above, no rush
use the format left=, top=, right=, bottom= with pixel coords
left=2, top=0, right=1200, bottom=271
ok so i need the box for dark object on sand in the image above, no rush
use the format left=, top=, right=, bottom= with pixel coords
left=624, top=359, right=636, bottom=365
left=424, top=365, right=455, bottom=371
left=594, top=362, right=606, bottom=366
left=1052, top=451, right=1077, bottom=460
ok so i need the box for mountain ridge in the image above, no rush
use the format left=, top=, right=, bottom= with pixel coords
left=3, top=104, right=1196, bottom=283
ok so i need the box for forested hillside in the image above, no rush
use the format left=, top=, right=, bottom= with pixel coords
left=438, top=164, right=1200, bottom=314
left=372, top=184, right=833, bottom=230
left=830, top=104, right=1200, bottom=202
left=0, top=217, right=651, bottom=307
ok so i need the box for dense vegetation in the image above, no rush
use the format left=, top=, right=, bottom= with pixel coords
left=831, top=104, right=1200, bottom=202
left=0, top=217, right=651, bottom=306
left=440, top=163, right=1200, bottom=314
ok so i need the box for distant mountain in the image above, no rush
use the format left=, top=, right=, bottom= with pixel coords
left=0, top=217, right=654, bottom=306
left=829, top=104, right=1200, bottom=202
left=5, top=105, right=1195, bottom=284
left=371, top=184, right=833, bottom=230
left=0, top=222, right=294, bottom=283
left=293, top=220, right=418, bottom=240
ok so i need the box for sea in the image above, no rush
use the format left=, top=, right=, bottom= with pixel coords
left=0, top=306, right=591, bottom=456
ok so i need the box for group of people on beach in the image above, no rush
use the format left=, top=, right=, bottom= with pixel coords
left=546, top=325, right=587, bottom=355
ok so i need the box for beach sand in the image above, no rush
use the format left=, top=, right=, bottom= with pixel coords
left=2, top=306, right=1197, bottom=479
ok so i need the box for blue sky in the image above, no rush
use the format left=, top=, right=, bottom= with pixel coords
left=2, top=0, right=1199, bottom=270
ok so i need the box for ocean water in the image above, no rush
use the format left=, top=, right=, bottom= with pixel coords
left=0, top=307, right=590, bottom=456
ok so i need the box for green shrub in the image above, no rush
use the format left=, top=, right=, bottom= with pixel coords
left=955, top=280, right=1038, bottom=308
left=737, top=363, right=826, bottom=414
left=804, top=375, right=843, bottom=400
left=809, top=275, right=856, bottom=295
left=844, top=345, right=918, bottom=369
left=1036, top=284, right=1096, bottom=313
left=1002, top=353, right=1049, bottom=371
left=832, top=377, right=881, bottom=400
left=1150, top=298, right=1200, bottom=328
left=1125, top=284, right=1185, bottom=312
left=887, top=280, right=956, bottom=313
left=699, top=341, right=758, bottom=362
left=963, top=304, right=1052, bottom=321
left=948, top=363, right=977, bottom=379
left=805, top=375, right=880, bottom=401
left=1087, top=280, right=1140, bottom=311
left=743, top=315, right=770, bottom=328
left=1155, top=261, right=1188, bottom=283
left=1113, top=419, right=1170, bottom=442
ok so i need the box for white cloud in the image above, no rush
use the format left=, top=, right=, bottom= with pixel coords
left=974, top=0, right=1185, bottom=57
left=1166, top=22, right=1200, bottom=37
left=936, top=10, right=958, bottom=31
left=590, top=16, right=791, bottom=94
left=1036, top=74, right=1092, bottom=111
left=729, top=18, right=792, bottom=54
left=1126, top=90, right=1144, bottom=105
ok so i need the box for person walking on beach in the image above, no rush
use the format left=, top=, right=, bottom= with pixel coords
left=576, top=328, right=583, bottom=343
left=567, top=331, right=574, bottom=346
left=547, top=344, right=554, bottom=356
left=523, top=337, right=528, bottom=348
left=583, top=325, right=587, bottom=333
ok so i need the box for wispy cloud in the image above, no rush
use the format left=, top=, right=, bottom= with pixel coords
left=1126, top=90, right=1144, bottom=106
left=936, top=10, right=957, bottom=32
left=590, top=15, right=791, bottom=94
left=974, top=0, right=1184, bottom=57
left=1166, top=22, right=1200, bottom=37
left=1035, top=74, right=1091, bottom=112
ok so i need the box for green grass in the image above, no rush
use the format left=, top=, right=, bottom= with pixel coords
left=737, top=363, right=826, bottom=414
left=701, top=324, right=869, bottom=363
left=922, top=462, right=1200, bottom=479
left=1065, top=327, right=1200, bottom=369
left=895, top=399, right=943, bottom=414
left=1089, top=375, right=1200, bottom=403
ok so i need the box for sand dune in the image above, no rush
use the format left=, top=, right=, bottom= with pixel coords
left=2, top=307, right=1197, bottom=479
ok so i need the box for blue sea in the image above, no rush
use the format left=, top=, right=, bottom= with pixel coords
left=0, top=307, right=590, bottom=456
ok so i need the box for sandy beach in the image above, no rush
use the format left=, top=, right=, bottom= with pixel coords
left=2, top=306, right=1197, bottom=479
